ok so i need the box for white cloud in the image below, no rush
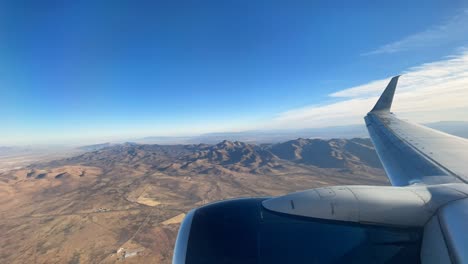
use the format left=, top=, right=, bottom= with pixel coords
left=364, top=9, right=468, bottom=55
left=266, top=50, right=468, bottom=129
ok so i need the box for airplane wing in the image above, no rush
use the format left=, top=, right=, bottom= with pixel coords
left=365, top=76, right=468, bottom=186
left=173, top=76, right=468, bottom=264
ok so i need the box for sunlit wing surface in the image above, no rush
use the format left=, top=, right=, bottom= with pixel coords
left=365, top=76, right=468, bottom=186
left=173, top=76, right=468, bottom=264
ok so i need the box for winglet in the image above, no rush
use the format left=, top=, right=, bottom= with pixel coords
left=370, top=75, right=400, bottom=112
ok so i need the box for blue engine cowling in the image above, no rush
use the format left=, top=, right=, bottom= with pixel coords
left=173, top=198, right=422, bottom=264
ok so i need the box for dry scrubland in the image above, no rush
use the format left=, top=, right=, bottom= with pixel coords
left=0, top=138, right=388, bottom=263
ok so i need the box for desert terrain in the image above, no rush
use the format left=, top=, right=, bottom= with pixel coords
left=0, top=138, right=388, bottom=263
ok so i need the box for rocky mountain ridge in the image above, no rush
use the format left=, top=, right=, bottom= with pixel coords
left=61, top=138, right=382, bottom=175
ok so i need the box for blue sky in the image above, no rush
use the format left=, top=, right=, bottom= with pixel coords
left=1, top=1, right=468, bottom=145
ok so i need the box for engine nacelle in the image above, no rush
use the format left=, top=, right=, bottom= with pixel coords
left=173, top=197, right=422, bottom=264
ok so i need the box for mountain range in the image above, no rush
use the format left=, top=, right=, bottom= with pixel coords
left=1, top=138, right=388, bottom=263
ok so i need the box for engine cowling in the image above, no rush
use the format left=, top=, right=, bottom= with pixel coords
left=173, top=197, right=421, bottom=264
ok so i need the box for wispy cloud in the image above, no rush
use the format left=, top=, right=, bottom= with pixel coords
left=363, top=9, right=468, bottom=55
left=266, top=50, right=468, bottom=129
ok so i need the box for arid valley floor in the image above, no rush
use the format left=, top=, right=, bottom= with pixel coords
left=0, top=138, right=389, bottom=263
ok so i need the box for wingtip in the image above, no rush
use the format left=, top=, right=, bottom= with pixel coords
left=370, top=75, right=401, bottom=112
